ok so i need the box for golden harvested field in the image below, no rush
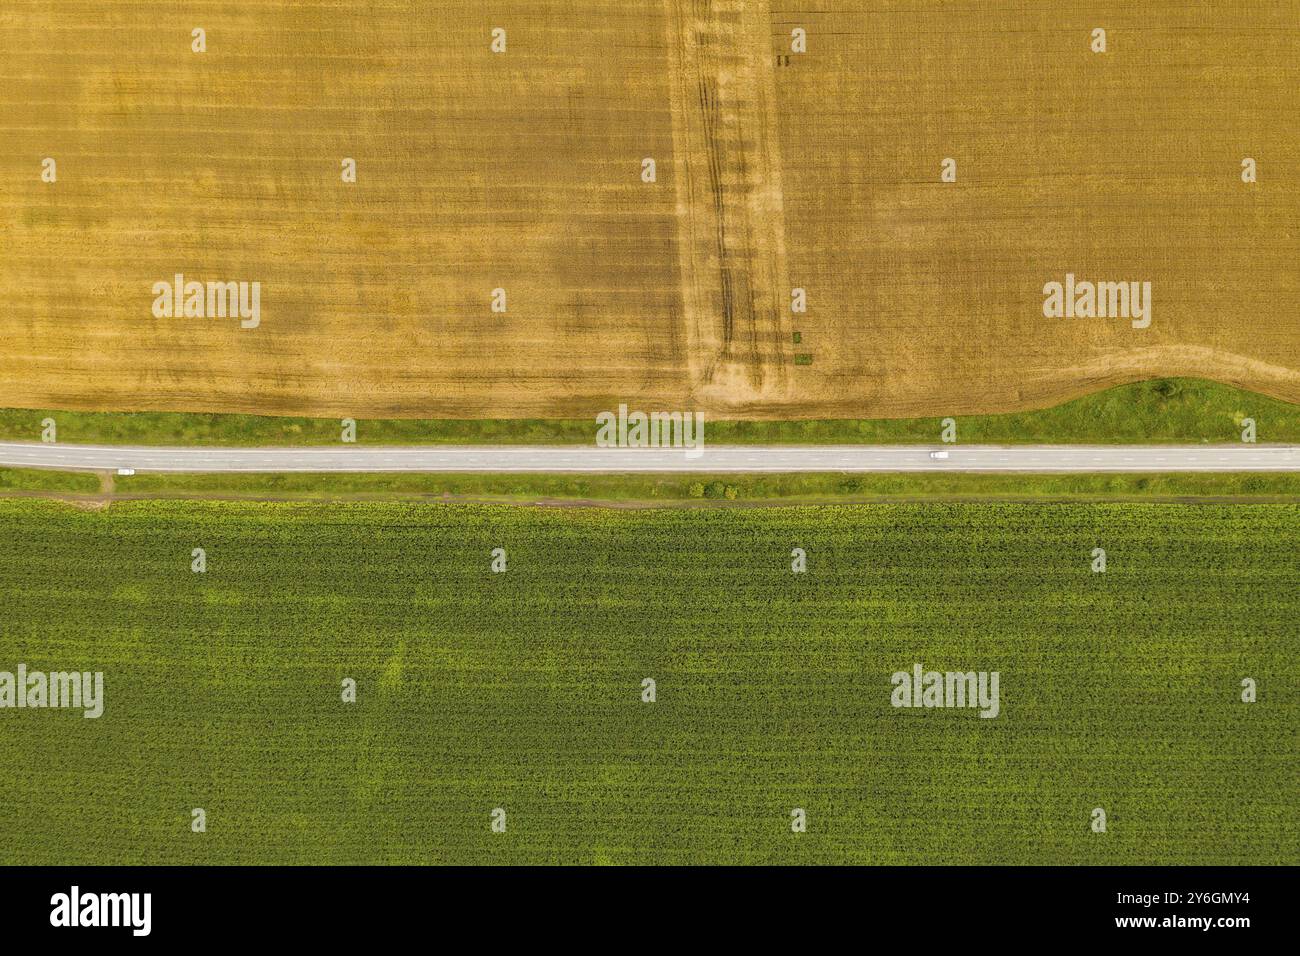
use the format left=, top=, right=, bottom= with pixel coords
left=1, top=0, right=1297, bottom=420
left=772, top=0, right=1300, bottom=417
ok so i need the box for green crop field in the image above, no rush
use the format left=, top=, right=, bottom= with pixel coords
left=0, top=499, right=1294, bottom=865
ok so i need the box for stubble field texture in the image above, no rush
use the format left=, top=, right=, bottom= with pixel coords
left=1, top=1, right=1297, bottom=421
left=0, top=499, right=1294, bottom=865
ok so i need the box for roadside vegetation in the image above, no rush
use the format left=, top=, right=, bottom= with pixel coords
left=105, top=471, right=1300, bottom=502
left=0, top=468, right=100, bottom=494
left=1, top=379, right=1296, bottom=446
left=3, top=470, right=1297, bottom=503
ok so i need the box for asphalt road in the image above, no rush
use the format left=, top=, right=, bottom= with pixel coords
left=0, top=442, right=1296, bottom=473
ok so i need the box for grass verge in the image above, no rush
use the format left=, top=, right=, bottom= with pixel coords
left=1, top=378, right=1296, bottom=446
left=106, top=471, right=1300, bottom=502
left=0, top=468, right=100, bottom=494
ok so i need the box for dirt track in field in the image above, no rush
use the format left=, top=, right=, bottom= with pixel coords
left=0, top=1, right=1296, bottom=420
